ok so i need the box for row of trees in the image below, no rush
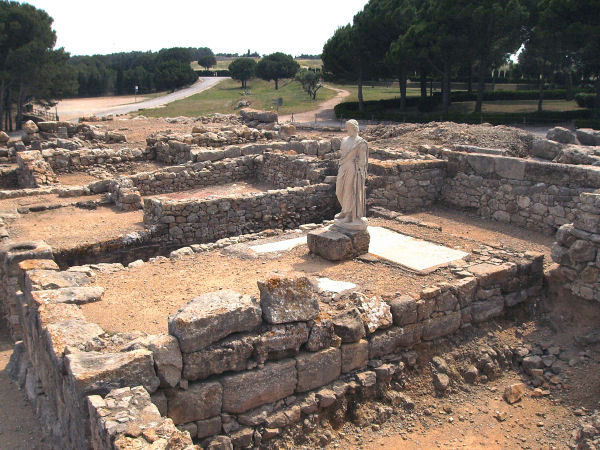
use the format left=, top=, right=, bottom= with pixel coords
left=322, top=0, right=600, bottom=115
left=0, top=1, right=77, bottom=131
left=229, top=53, right=300, bottom=90
left=70, top=47, right=213, bottom=97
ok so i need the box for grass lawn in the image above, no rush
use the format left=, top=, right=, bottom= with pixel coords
left=138, top=78, right=337, bottom=118
left=329, top=83, right=422, bottom=103
left=296, top=59, right=323, bottom=70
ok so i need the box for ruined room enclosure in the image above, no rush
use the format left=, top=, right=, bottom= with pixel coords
left=1, top=117, right=600, bottom=449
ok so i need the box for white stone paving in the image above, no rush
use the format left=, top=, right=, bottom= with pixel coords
left=249, top=235, right=307, bottom=254
left=248, top=226, right=468, bottom=273
left=367, top=226, right=468, bottom=272
left=317, top=277, right=357, bottom=293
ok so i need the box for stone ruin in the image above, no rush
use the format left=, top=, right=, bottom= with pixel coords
left=0, top=113, right=599, bottom=449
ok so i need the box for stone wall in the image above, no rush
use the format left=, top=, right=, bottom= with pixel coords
left=256, top=152, right=330, bottom=188
left=131, top=156, right=257, bottom=196
left=0, top=231, right=544, bottom=449
left=16, top=150, right=58, bottom=187
left=143, top=183, right=338, bottom=247
left=368, top=160, right=446, bottom=212
left=441, top=151, right=600, bottom=234
left=0, top=166, right=18, bottom=188
left=552, top=192, right=600, bottom=302
left=40, top=147, right=154, bottom=173
left=108, top=178, right=143, bottom=211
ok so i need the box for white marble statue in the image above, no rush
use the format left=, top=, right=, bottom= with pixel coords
left=333, top=119, right=369, bottom=231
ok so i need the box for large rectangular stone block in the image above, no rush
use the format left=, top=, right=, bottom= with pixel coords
left=221, top=359, right=296, bottom=414
left=257, top=276, right=319, bottom=324
left=369, top=324, right=422, bottom=359
left=341, top=340, right=368, bottom=373
left=166, top=381, right=222, bottom=424
left=296, top=347, right=341, bottom=392
left=66, top=349, right=160, bottom=396
left=168, top=290, right=261, bottom=353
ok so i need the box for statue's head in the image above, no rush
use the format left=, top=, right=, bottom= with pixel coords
left=346, top=119, right=359, bottom=137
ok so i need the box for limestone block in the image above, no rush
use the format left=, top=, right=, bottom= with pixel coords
left=31, top=286, right=104, bottom=305
left=332, top=308, right=365, bottom=343
left=389, top=295, right=418, bottom=326
left=123, top=334, right=182, bottom=388
left=66, top=349, right=160, bottom=396
left=341, top=340, right=368, bottom=373
left=197, top=416, right=222, bottom=439
left=183, top=334, right=255, bottom=381
left=166, top=381, right=222, bottom=424
left=255, top=322, right=309, bottom=362
left=296, top=347, right=341, bottom=392
left=547, top=126, right=576, bottom=144
left=168, top=290, right=262, bottom=353
left=369, top=324, right=422, bottom=359
left=422, top=311, right=461, bottom=340
left=470, top=297, right=505, bottom=322
left=221, top=359, right=297, bottom=414
left=257, top=276, right=319, bottom=324
left=307, top=228, right=369, bottom=261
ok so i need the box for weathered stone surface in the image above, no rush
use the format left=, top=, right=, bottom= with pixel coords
left=123, top=335, right=182, bottom=388
left=352, top=292, right=392, bottom=334
left=255, top=322, right=309, bottom=362
left=471, top=297, right=504, bottom=322
left=88, top=386, right=178, bottom=449
left=422, top=311, right=461, bottom=341
left=26, top=269, right=91, bottom=291
left=503, top=382, right=526, bottom=404
left=197, top=416, right=222, bottom=439
left=166, top=381, right=222, bottom=424
left=306, top=316, right=336, bottom=352
left=530, top=138, right=562, bottom=160
left=547, top=126, right=576, bottom=144
left=45, top=320, right=104, bottom=362
left=183, top=334, right=255, bottom=381
left=240, top=109, right=277, bottom=123
left=296, top=347, right=341, bottom=392
left=23, top=120, right=39, bottom=134
left=469, top=262, right=516, bottom=288
left=369, top=324, right=422, bottom=359
left=221, top=359, right=297, bottom=414
left=168, top=290, right=261, bottom=352
left=258, top=276, right=319, bottom=324
left=332, top=308, right=366, bottom=343
left=389, top=295, right=418, bottom=326
left=341, top=340, right=368, bottom=373
left=576, top=128, right=600, bottom=146
left=307, top=228, right=370, bottom=261
left=66, top=349, right=160, bottom=396
left=206, top=435, right=233, bottom=450
left=32, top=286, right=104, bottom=305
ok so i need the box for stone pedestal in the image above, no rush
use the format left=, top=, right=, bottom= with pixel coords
left=307, top=227, right=370, bottom=261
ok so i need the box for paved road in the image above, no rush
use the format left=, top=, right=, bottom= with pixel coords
left=95, top=77, right=226, bottom=117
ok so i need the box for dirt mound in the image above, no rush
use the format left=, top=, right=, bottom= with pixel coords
left=364, top=122, right=535, bottom=157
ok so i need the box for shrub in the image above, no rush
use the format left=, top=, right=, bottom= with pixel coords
left=575, top=93, right=596, bottom=109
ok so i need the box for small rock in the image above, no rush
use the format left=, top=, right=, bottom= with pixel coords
left=503, top=383, right=526, bottom=404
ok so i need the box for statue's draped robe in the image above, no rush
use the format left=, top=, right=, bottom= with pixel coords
left=336, top=136, right=368, bottom=220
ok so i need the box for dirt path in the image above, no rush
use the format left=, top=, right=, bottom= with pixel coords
left=0, top=327, right=49, bottom=449
left=57, top=77, right=226, bottom=120
left=279, top=85, right=350, bottom=123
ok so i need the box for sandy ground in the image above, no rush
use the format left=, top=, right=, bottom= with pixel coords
left=82, top=211, right=552, bottom=335
left=8, top=205, right=144, bottom=250
left=280, top=85, right=351, bottom=123
left=0, top=327, right=49, bottom=449
left=57, top=95, right=150, bottom=121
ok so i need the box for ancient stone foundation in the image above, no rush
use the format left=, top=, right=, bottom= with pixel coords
left=2, top=239, right=543, bottom=449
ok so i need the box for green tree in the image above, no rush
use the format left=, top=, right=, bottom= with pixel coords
left=256, top=52, right=299, bottom=90
left=197, top=50, right=217, bottom=70
left=228, top=57, right=256, bottom=89
left=469, top=0, right=528, bottom=113
left=296, top=69, right=322, bottom=100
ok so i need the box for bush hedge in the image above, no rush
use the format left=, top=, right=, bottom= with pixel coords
left=195, top=69, right=231, bottom=77
left=334, top=89, right=598, bottom=126
left=575, top=93, right=596, bottom=108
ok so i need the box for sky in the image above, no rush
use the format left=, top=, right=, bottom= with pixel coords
left=25, top=0, right=369, bottom=57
